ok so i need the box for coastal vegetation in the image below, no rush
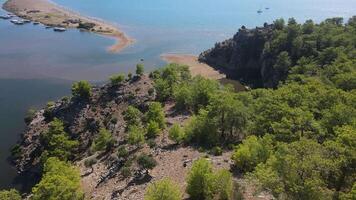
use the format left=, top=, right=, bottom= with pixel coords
left=6, top=16, right=356, bottom=200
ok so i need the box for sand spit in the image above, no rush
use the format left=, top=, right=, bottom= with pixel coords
left=2, top=0, right=134, bottom=53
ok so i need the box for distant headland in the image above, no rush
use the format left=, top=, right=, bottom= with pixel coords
left=2, top=0, right=134, bottom=53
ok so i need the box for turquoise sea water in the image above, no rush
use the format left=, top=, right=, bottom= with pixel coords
left=0, top=0, right=356, bottom=189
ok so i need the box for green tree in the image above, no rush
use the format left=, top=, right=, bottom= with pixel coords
left=127, top=125, right=145, bottom=146
left=0, top=189, right=21, bottom=200
left=145, top=102, right=166, bottom=129
left=144, top=178, right=182, bottom=200
left=71, top=80, right=91, bottom=99
left=136, top=64, right=144, bottom=76
left=91, top=128, right=115, bottom=152
left=124, top=106, right=142, bottom=127
left=168, top=124, right=185, bottom=144
left=137, top=153, right=157, bottom=173
left=252, top=139, right=334, bottom=200
left=146, top=121, right=161, bottom=138
left=232, top=135, right=272, bottom=172
left=186, top=158, right=213, bottom=199
left=32, top=157, right=84, bottom=200
left=207, top=169, right=233, bottom=200
left=41, top=118, right=78, bottom=160
left=110, top=73, right=125, bottom=85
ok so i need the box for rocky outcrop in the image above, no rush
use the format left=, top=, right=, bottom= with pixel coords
left=13, top=75, right=155, bottom=175
left=199, top=24, right=276, bottom=88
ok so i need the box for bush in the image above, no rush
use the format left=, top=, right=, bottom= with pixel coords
left=41, top=118, right=78, bottom=160
left=10, top=144, right=21, bottom=159
left=121, top=166, right=132, bottom=178
left=0, top=189, right=21, bottom=200
left=127, top=125, right=145, bottom=146
left=91, top=128, right=115, bottom=152
left=137, top=154, right=157, bottom=171
left=145, top=102, right=166, bottom=129
left=43, top=101, right=55, bottom=119
left=146, top=139, right=157, bottom=148
left=117, top=146, right=129, bottom=158
left=208, top=169, right=233, bottom=200
left=124, top=106, right=142, bottom=127
left=210, top=146, right=223, bottom=156
left=136, top=64, right=144, bottom=76
left=186, top=158, right=213, bottom=199
left=84, top=157, right=97, bottom=167
left=110, top=73, right=125, bottom=85
left=32, top=157, right=84, bottom=200
left=71, top=80, right=92, bottom=99
left=24, top=108, right=36, bottom=124
left=128, top=72, right=133, bottom=80
left=231, top=135, right=272, bottom=172
left=146, top=121, right=161, bottom=138
left=145, top=178, right=182, bottom=200
left=186, top=158, right=233, bottom=200
left=168, top=124, right=185, bottom=144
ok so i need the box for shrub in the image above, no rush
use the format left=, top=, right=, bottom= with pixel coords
left=43, top=101, right=55, bottom=119
left=145, top=102, right=166, bottom=129
left=210, top=146, right=223, bottom=156
left=128, top=72, right=133, bottom=80
left=186, top=158, right=233, bottom=200
left=24, top=108, right=36, bottom=124
left=124, top=106, right=142, bottom=126
left=84, top=157, right=97, bottom=167
left=144, top=178, right=182, bottom=200
left=231, top=135, right=272, bottom=172
left=186, top=158, right=213, bottom=199
left=110, top=73, right=125, bottom=85
left=0, top=189, right=21, bottom=200
left=91, top=128, right=115, bottom=152
left=147, top=139, right=157, bottom=148
left=41, top=118, right=78, bottom=160
left=10, top=144, right=21, bottom=159
left=71, top=80, right=92, bottom=99
left=146, top=121, right=161, bottom=138
left=127, top=125, right=145, bottom=146
left=137, top=154, right=157, bottom=171
left=168, top=124, right=185, bottom=144
left=208, top=169, right=233, bottom=200
left=136, top=64, right=144, bottom=76
left=117, top=146, right=129, bottom=158
left=121, top=166, right=132, bottom=178
left=32, top=157, right=84, bottom=200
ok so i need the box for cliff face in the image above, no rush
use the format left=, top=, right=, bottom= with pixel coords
left=199, top=25, right=276, bottom=88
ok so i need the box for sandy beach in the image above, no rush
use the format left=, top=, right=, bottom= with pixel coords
left=161, top=54, right=246, bottom=91
left=160, top=54, right=226, bottom=80
left=2, top=0, right=134, bottom=53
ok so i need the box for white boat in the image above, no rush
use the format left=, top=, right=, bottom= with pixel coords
left=0, top=15, right=12, bottom=19
left=22, top=19, right=31, bottom=23
left=257, top=9, right=263, bottom=14
left=10, top=19, right=24, bottom=25
left=53, top=27, right=66, bottom=32
left=33, top=21, right=40, bottom=25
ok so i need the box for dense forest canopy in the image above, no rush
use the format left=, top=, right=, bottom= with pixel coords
left=200, top=16, right=356, bottom=89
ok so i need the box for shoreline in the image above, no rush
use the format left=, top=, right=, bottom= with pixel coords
left=161, top=53, right=246, bottom=91
left=160, top=53, right=226, bottom=80
left=2, top=0, right=134, bottom=53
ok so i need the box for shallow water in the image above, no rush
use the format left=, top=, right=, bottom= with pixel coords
left=0, top=0, right=356, bottom=189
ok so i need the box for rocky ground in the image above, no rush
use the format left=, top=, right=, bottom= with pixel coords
left=12, top=74, right=272, bottom=200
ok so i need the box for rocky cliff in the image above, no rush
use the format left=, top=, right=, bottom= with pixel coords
left=199, top=24, right=276, bottom=88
